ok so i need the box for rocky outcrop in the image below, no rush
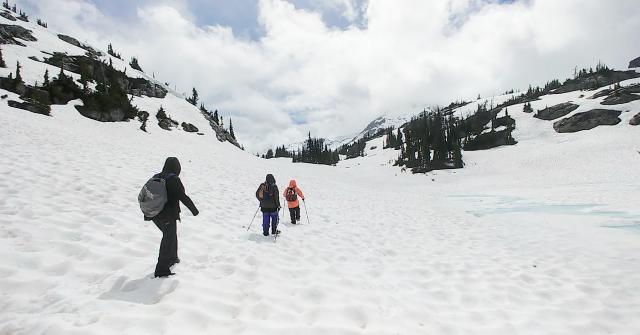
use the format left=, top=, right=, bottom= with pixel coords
left=630, top=56, right=640, bottom=69
left=57, top=34, right=101, bottom=57
left=534, top=102, right=579, bottom=121
left=630, top=112, right=640, bottom=126
left=181, top=122, right=199, bottom=133
left=156, top=108, right=179, bottom=131
left=0, top=24, right=36, bottom=46
left=553, top=109, right=621, bottom=133
left=201, top=110, right=242, bottom=148
left=1, top=11, right=16, bottom=21
left=552, top=70, right=640, bottom=94
left=128, top=78, right=167, bottom=98
left=76, top=105, right=126, bottom=122
left=137, top=111, right=149, bottom=132
left=589, top=89, right=611, bottom=99
left=464, top=128, right=517, bottom=151
left=601, top=93, right=640, bottom=105
left=42, top=53, right=166, bottom=98
left=8, top=100, right=51, bottom=115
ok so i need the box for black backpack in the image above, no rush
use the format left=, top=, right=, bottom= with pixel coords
left=285, top=187, right=297, bottom=202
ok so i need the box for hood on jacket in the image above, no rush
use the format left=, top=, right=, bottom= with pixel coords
left=162, top=157, right=181, bottom=176
left=266, top=174, right=276, bottom=185
left=289, top=180, right=297, bottom=188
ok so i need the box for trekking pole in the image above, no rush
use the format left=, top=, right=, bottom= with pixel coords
left=247, top=206, right=260, bottom=231
left=303, top=199, right=310, bottom=224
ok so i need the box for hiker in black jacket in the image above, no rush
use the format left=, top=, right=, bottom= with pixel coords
left=145, top=157, right=199, bottom=278
left=256, top=174, right=280, bottom=236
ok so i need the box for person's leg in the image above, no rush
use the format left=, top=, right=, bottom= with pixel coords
left=295, top=206, right=301, bottom=221
left=289, top=207, right=296, bottom=224
left=271, top=211, right=279, bottom=234
left=154, top=220, right=173, bottom=276
left=167, top=221, right=179, bottom=265
left=262, top=212, right=270, bottom=236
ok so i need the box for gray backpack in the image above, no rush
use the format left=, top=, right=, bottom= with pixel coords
left=138, top=174, right=175, bottom=217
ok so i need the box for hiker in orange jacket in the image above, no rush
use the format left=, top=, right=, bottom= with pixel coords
left=283, top=180, right=305, bottom=224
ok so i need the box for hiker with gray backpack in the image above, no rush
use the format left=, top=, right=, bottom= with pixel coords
left=138, top=157, right=199, bottom=278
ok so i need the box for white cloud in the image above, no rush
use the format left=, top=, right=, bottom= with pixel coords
left=16, top=0, right=640, bottom=152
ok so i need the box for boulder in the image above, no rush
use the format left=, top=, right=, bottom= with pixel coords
left=181, top=122, right=199, bottom=133
left=8, top=100, right=51, bottom=115
left=57, top=34, right=102, bottom=57
left=553, top=109, right=621, bottom=133
left=534, top=102, right=579, bottom=120
left=76, top=106, right=126, bottom=122
left=0, top=11, right=16, bottom=21
left=601, top=93, right=640, bottom=105
left=464, top=128, right=517, bottom=151
left=0, top=24, right=36, bottom=46
left=630, top=56, right=640, bottom=69
left=630, top=112, right=640, bottom=126
left=589, top=89, right=611, bottom=99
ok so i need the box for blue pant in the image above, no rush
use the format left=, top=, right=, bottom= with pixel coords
left=262, top=212, right=279, bottom=234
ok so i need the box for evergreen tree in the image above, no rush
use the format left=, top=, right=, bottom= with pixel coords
left=15, top=61, right=22, bottom=82
left=43, top=69, right=49, bottom=86
left=2, top=1, right=9, bottom=10
left=266, top=149, right=274, bottom=159
left=229, top=118, right=236, bottom=139
left=187, top=87, right=199, bottom=106
left=129, top=57, right=143, bottom=71
left=213, top=110, right=220, bottom=125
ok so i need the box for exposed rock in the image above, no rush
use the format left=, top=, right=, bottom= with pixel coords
left=493, top=115, right=516, bottom=128
left=553, top=109, right=621, bottom=133
left=1, top=11, right=16, bottom=21
left=181, top=122, right=199, bottom=133
left=8, top=100, right=51, bottom=115
left=57, top=34, right=101, bottom=56
left=0, top=24, right=37, bottom=46
left=464, top=128, right=517, bottom=151
left=137, top=111, right=149, bottom=132
left=156, top=108, right=179, bottom=131
left=23, top=87, right=50, bottom=105
left=128, top=78, right=167, bottom=98
left=42, top=53, right=166, bottom=98
left=552, top=70, right=640, bottom=94
left=76, top=105, right=126, bottom=122
left=534, top=102, right=579, bottom=121
left=589, top=89, right=611, bottom=99
left=630, top=56, right=640, bottom=69
left=630, top=112, right=640, bottom=126
left=201, top=110, right=242, bottom=148
left=601, top=93, right=640, bottom=105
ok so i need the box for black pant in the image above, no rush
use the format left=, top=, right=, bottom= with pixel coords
left=153, top=219, right=178, bottom=276
left=289, top=206, right=301, bottom=223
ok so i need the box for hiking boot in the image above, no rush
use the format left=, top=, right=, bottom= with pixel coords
left=155, top=272, right=176, bottom=278
left=272, top=230, right=281, bottom=235
left=263, top=232, right=269, bottom=237
left=291, top=221, right=296, bottom=225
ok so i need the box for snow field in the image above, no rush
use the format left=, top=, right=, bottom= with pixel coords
left=1, top=93, right=640, bottom=334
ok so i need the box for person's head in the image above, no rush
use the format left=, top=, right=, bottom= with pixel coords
left=266, top=174, right=276, bottom=185
left=289, top=179, right=297, bottom=187
left=162, top=157, right=181, bottom=176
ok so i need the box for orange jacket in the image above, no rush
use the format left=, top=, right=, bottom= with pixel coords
left=283, top=180, right=304, bottom=208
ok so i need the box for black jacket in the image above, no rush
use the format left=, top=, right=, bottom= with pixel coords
left=145, top=157, right=198, bottom=222
left=256, top=174, right=280, bottom=213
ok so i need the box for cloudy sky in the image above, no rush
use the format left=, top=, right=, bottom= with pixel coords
left=16, top=0, right=640, bottom=151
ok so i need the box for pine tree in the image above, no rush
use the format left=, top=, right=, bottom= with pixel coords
left=199, top=103, right=207, bottom=113
left=213, top=110, right=220, bottom=125
left=2, top=1, right=9, bottom=10
left=229, top=118, right=236, bottom=139
left=129, top=57, right=142, bottom=71
left=0, top=47, right=5, bottom=68
left=15, top=61, right=22, bottom=82
left=187, top=87, right=198, bottom=106
left=43, top=69, right=50, bottom=86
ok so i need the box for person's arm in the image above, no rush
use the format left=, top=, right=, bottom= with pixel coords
left=175, top=178, right=199, bottom=216
left=297, top=187, right=305, bottom=200
left=275, top=186, right=281, bottom=209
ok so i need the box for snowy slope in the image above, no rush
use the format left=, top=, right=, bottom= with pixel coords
left=2, top=84, right=640, bottom=334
